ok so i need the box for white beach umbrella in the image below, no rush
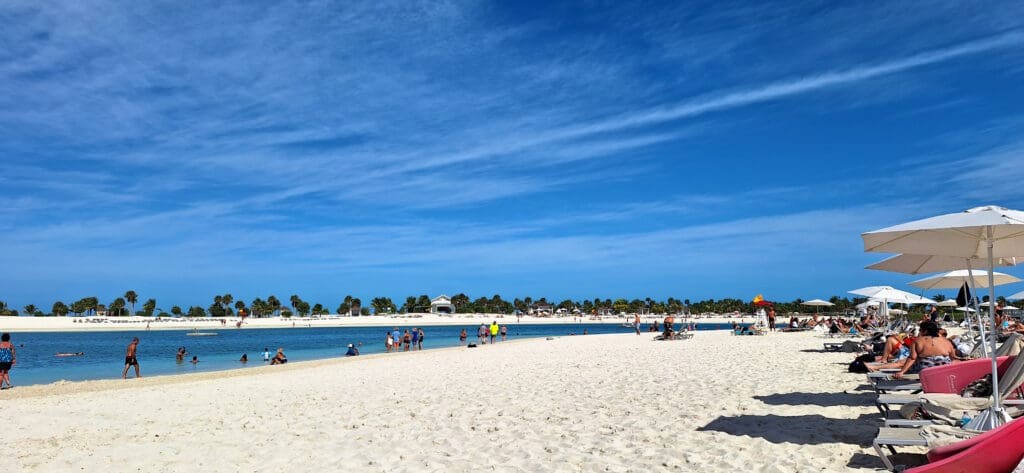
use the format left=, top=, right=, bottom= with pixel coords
left=1007, top=290, right=1024, bottom=301
left=866, top=254, right=1020, bottom=274
left=855, top=300, right=880, bottom=309
left=955, top=306, right=977, bottom=312
left=935, top=299, right=959, bottom=307
left=848, top=286, right=936, bottom=305
left=888, top=308, right=907, bottom=315
left=909, top=270, right=1021, bottom=290
left=978, top=301, right=1020, bottom=310
left=862, top=205, right=1024, bottom=430
left=801, top=299, right=834, bottom=314
left=802, top=299, right=834, bottom=306
left=849, top=286, right=935, bottom=323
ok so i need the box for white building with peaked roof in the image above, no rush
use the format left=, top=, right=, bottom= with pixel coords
left=430, top=295, right=455, bottom=314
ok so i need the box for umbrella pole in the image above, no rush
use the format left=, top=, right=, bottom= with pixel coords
left=985, top=228, right=1003, bottom=429
left=965, top=260, right=989, bottom=357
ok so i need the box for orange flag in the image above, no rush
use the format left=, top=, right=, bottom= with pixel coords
left=752, top=294, right=764, bottom=304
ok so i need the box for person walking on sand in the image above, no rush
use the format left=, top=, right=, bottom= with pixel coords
left=489, top=321, right=499, bottom=344
left=0, top=333, right=16, bottom=389
left=767, top=307, right=777, bottom=332
left=122, top=337, right=141, bottom=379
left=478, top=324, right=487, bottom=344
left=634, top=314, right=641, bottom=335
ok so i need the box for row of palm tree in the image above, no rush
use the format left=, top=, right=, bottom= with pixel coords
left=2, top=291, right=1004, bottom=317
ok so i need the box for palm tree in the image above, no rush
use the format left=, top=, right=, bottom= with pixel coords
left=142, top=299, right=157, bottom=316
left=221, top=294, right=233, bottom=313
left=124, top=290, right=138, bottom=316
left=289, top=295, right=301, bottom=314
left=341, top=295, right=354, bottom=316
left=171, top=306, right=183, bottom=316
left=24, top=304, right=36, bottom=316
left=52, top=301, right=69, bottom=317
left=267, top=296, right=281, bottom=317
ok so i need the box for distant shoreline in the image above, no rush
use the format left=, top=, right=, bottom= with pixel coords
left=0, top=313, right=762, bottom=333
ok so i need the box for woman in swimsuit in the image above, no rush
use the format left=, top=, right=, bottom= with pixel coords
left=894, top=321, right=955, bottom=378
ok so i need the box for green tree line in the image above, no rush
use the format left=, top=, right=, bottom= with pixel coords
left=4, top=291, right=998, bottom=317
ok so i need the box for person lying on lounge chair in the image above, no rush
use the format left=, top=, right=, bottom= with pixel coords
left=866, top=332, right=911, bottom=371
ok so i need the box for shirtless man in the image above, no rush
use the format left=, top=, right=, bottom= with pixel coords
left=122, top=337, right=141, bottom=379
left=634, top=314, right=641, bottom=335
left=663, top=315, right=675, bottom=339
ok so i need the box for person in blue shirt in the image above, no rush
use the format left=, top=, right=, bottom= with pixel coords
left=345, top=344, right=359, bottom=356
left=410, top=328, right=420, bottom=351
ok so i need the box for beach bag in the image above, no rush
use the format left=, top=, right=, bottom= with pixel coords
left=961, top=374, right=993, bottom=398
left=848, top=353, right=875, bottom=373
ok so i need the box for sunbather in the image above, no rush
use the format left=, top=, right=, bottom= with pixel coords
left=893, top=321, right=956, bottom=379
left=866, top=333, right=910, bottom=372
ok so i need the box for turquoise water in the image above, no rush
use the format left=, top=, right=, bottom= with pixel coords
left=2, top=322, right=730, bottom=386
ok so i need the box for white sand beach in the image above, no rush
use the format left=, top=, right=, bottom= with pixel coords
left=0, top=313, right=760, bottom=332
left=1, top=330, right=884, bottom=472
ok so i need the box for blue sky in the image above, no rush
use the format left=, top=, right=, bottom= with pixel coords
left=3, top=1, right=1024, bottom=311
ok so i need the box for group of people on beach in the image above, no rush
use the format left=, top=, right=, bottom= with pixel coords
left=385, top=327, right=425, bottom=352
left=458, top=321, right=507, bottom=345
left=848, top=319, right=978, bottom=376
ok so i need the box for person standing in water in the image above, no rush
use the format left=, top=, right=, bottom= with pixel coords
left=489, top=321, right=499, bottom=344
left=122, top=337, right=141, bottom=379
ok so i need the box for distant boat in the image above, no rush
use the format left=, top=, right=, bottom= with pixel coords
left=186, top=328, right=217, bottom=337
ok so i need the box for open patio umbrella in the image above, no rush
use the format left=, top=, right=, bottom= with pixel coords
left=849, top=286, right=935, bottom=324
left=979, top=301, right=1020, bottom=310
left=865, top=254, right=1020, bottom=273
left=801, top=299, right=834, bottom=314
left=1008, top=290, right=1024, bottom=300
left=862, top=205, right=1024, bottom=430
left=909, top=270, right=1021, bottom=290
left=935, top=299, right=959, bottom=307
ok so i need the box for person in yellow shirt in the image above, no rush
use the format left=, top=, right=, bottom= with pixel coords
left=489, top=321, right=499, bottom=344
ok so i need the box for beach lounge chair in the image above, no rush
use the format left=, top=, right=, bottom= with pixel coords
left=886, top=354, right=1024, bottom=427
left=875, top=356, right=1019, bottom=416
left=874, top=417, right=1024, bottom=472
